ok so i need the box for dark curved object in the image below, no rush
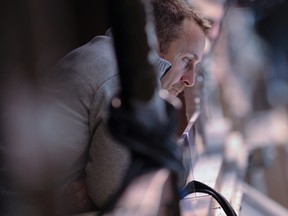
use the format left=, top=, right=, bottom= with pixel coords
left=180, top=180, right=237, bottom=216
left=106, top=0, right=157, bottom=110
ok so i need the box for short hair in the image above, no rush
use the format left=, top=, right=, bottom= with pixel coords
left=151, top=0, right=211, bottom=54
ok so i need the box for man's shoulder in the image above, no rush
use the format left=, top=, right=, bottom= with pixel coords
left=42, top=33, right=118, bottom=97
left=76, top=34, right=115, bottom=61
left=51, top=34, right=117, bottom=78
left=86, top=34, right=113, bottom=50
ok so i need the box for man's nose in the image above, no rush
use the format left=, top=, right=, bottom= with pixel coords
left=180, top=67, right=196, bottom=87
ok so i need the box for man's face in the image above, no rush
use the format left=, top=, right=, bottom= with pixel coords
left=187, top=0, right=224, bottom=54
left=159, top=18, right=205, bottom=96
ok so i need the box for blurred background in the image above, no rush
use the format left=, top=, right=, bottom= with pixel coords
left=185, top=0, right=288, bottom=215
left=1, top=0, right=288, bottom=215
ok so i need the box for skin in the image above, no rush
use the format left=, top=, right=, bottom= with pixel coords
left=159, top=18, right=206, bottom=96
left=186, top=0, right=225, bottom=54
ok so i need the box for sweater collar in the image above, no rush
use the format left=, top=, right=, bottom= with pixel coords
left=155, top=54, right=171, bottom=79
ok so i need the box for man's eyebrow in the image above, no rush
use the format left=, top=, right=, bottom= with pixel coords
left=205, top=17, right=215, bottom=25
left=186, top=53, right=199, bottom=62
left=180, top=52, right=201, bottom=63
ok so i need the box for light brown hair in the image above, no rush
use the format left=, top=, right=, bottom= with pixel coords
left=152, top=0, right=211, bottom=54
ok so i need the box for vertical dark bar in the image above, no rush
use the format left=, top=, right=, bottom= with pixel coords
left=106, top=0, right=157, bottom=109
left=0, top=0, right=34, bottom=214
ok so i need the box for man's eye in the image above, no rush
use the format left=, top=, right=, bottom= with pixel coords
left=208, top=19, right=214, bottom=26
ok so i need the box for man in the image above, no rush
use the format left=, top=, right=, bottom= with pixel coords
left=40, top=0, right=210, bottom=213
left=153, top=0, right=211, bottom=96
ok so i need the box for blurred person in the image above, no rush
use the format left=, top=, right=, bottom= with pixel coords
left=192, top=4, right=266, bottom=147
left=39, top=0, right=211, bottom=214
left=177, top=0, right=227, bottom=142
left=182, top=0, right=226, bottom=117
left=183, top=0, right=254, bottom=123
left=186, top=0, right=226, bottom=54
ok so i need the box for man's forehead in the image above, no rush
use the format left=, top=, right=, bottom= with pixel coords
left=173, top=18, right=205, bottom=61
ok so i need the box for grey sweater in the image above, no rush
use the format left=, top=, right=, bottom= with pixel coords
left=40, top=32, right=171, bottom=208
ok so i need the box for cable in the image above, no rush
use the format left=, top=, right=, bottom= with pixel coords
left=180, top=180, right=237, bottom=216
